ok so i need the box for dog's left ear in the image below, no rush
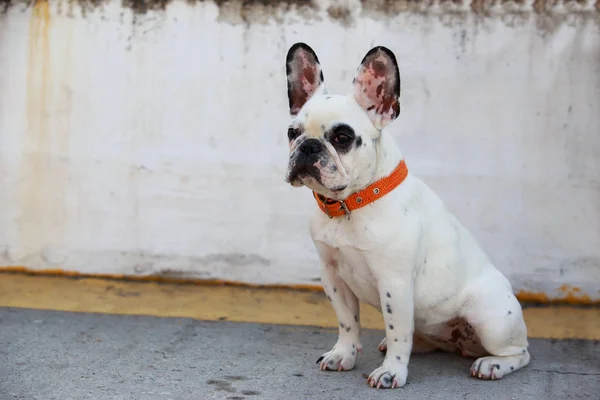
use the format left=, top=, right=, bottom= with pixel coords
left=351, top=46, right=400, bottom=130
left=286, top=43, right=325, bottom=116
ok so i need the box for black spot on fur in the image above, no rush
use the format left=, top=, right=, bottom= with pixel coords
left=316, top=356, right=324, bottom=364
left=389, top=324, right=394, bottom=330
left=394, top=338, right=398, bottom=342
left=327, top=296, right=332, bottom=301
left=510, top=366, right=514, bottom=371
left=493, top=364, right=500, bottom=370
left=326, top=123, right=356, bottom=155
left=356, top=137, right=363, bottom=147
left=352, top=344, right=355, bottom=348
left=381, top=375, right=392, bottom=387
left=386, top=292, right=391, bottom=298
left=354, top=315, right=359, bottom=322
left=320, top=70, right=324, bottom=82
left=333, top=287, right=337, bottom=292
left=325, top=96, right=331, bottom=100
left=508, top=310, right=512, bottom=315
left=340, top=323, right=345, bottom=328
left=345, top=326, right=351, bottom=332
left=386, top=304, right=392, bottom=314
left=522, top=349, right=526, bottom=354
left=396, top=356, right=401, bottom=360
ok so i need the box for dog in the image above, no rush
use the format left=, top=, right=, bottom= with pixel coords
left=283, top=43, right=530, bottom=389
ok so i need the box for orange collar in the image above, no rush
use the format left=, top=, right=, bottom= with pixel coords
left=313, top=160, right=408, bottom=219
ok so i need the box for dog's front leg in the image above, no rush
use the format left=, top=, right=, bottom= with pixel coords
left=316, top=260, right=362, bottom=372
left=368, top=277, right=414, bottom=389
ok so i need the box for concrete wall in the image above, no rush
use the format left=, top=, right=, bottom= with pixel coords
left=1, top=0, right=599, bottom=301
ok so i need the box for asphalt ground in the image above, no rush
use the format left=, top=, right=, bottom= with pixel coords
left=0, top=274, right=598, bottom=399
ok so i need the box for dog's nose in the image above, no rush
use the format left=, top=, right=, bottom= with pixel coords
left=299, top=139, right=323, bottom=155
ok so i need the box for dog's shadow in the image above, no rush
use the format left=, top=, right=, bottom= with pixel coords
left=353, top=330, right=476, bottom=383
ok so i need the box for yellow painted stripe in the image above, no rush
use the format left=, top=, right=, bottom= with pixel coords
left=0, top=273, right=598, bottom=340
left=1, top=266, right=597, bottom=305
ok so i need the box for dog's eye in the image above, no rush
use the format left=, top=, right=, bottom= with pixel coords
left=329, top=124, right=355, bottom=147
left=288, top=128, right=301, bottom=142
left=333, top=134, right=350, bottom=144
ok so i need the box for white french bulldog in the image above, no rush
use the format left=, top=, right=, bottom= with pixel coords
left=283, top=43, right=530, bottom=388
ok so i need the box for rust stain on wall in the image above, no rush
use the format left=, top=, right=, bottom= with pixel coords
left=359, top=0, right=595, bottom=13
left=326, top=3, right=353, bottom=27
left=17, top=0, right=70, bottom=263
left=123, top=0, right=316, bottom=16
left=18, top=0, right=53, bottom=262
left=2, top=0, right=598, bottom=16
left=516, top=289, right=595, bottom=305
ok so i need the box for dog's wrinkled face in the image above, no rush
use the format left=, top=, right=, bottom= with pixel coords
left=284, top=43, right=401, bottom=199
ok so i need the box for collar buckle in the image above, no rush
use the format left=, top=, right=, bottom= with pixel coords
left=338, top=200, right=351, bottom=219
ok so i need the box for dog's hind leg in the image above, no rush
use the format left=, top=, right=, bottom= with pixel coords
left=461, top=273, right=530, bottom=380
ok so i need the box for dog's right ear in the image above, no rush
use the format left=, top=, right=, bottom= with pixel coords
left=286, top=43, right=325, bottom=116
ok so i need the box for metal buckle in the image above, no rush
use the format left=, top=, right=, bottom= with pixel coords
left=323, top=205, right=333, bottom=219
left=339, top=200, right=351, bottom=219
left=316, top=194, right=333, bottom=219
left=316, top=192, right=350, bottom=219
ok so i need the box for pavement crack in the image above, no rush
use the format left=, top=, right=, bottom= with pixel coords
left=531, top=368, right=600, bottom=376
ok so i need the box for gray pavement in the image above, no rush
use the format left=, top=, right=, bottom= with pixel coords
left=0, top=308, right=598, bottom=400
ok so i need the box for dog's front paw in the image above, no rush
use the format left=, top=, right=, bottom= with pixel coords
left=316, top=343, right=360, bottom=372
left=367, top=360, right=408, bottom=389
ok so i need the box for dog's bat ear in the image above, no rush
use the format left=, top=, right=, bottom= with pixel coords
left=286, top=43, right=325, bottom=116
left=351, top=46, right=400, bottom=130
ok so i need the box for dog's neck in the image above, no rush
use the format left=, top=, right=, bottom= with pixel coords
left=370, top=130, right=404, bottom=186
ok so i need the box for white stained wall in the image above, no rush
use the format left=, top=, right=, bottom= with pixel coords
left=0, top=0, right=599, bottom=300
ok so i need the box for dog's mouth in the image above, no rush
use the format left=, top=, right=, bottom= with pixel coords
left=287, top=168, right=347, bottom=193
left=286, top=164, right=304, bottom=184
left=286, top=154, right=322, bottom=186
left=287, top=168, right=319, bottom=188
left=285, top=149, right=349, bottom=193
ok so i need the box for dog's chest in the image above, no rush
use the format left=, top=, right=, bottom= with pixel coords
left=312, top=215, right=385, bottom=308
left=332, top=246, right=381, bottom=307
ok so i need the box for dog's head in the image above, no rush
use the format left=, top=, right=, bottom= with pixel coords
left=283, top=43, right=401, bottom=199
